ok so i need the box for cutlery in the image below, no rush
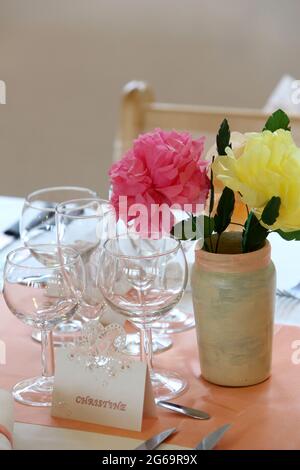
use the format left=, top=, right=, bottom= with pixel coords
left=194, top=423, right=231, bottom=450
left=157, top=400, right=210, bottom=420
left=3, top=201, right=55, bottom=241
left=1, top=206, right=85, bottom=252
left=4, top=220, right=21, bottom=239
left=277, top=285, right=300, bottom=300
left=0, top=215, right=48, bottom=252
left=135, top=427, right=176, bottom=450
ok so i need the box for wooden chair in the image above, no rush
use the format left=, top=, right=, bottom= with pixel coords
left=113, top=80, right=300, bottom=161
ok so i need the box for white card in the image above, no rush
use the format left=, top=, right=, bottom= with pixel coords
left=51, top=348, right=157, bottom=432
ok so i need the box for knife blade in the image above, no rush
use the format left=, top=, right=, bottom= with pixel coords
left=157, top=400, right=210, bottom=420
left=195, top=423, right=231, bottom=450
left=135, top=427, right=176, bottom=450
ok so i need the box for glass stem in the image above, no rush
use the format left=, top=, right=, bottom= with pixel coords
left=41, top=330, right=55, bottom=378
left=140, top=326, right=153, bottom=375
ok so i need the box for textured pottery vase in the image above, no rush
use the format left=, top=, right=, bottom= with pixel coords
left=191, top=232, right=276, bottom=387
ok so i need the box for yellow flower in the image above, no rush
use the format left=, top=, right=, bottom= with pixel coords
left=212, top=129, right=300, bottom=231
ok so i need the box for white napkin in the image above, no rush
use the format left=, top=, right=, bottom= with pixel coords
left=0, top=389, right=14, bottom=450
left=263, top=74, right=300, bottom=115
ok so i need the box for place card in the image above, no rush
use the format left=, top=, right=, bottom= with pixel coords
left=51, top=323, right=157, bottom=432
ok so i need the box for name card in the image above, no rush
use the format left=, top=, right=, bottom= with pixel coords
left=51, top=327, right=157, bottom=431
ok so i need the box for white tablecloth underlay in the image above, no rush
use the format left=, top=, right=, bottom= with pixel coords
left=13, top=423, right=187, bottom=450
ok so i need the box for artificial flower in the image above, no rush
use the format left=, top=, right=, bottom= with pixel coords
left=212, top=129, right=300, bottom=231
left=109, top=129, right=210, bottom=235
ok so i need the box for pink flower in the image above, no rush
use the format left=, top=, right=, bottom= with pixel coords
left=109, top=129, right=210, bottom=235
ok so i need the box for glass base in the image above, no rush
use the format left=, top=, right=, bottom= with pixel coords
left=151, top=369, right=188, bottom=401
left=152, top=308, right=195, bottom=334
left=31, top=320, right=83, bottom=346
left=123, top=332, right=173, bottom=356
left=12, top=376, right=54, bottom=407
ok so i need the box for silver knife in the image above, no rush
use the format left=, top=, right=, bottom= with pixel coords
left=157, top=401, right=210, bottom=420
left=135, top=427, right=176, bottom=450
left=195, top=423, right=231, bottom=450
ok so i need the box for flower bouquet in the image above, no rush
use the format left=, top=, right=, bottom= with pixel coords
left=109, top=109, right=300, bottom=387
left=171, top=109, right=300, bottom=253
left=189, top=108, right=300, bottom=386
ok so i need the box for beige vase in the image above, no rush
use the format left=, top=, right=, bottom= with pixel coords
left=191, top=232, right=276, bottom=387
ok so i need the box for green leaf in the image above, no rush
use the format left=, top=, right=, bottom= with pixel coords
left=170, top=219, right=191, bottom=240
left=276, top=229, right=300, bottom=241
left=242, top=211, right=269, bottom=253
left=171, top=215, right=214, bottom=241
left=263, top=109, right=291, bottom=132
left=209, top=162, right=215, bottom=215
left=261, top=196, right=281, bottom=226
left=203, top=215, right=215, bottom=239
left=214, top=187, right=235, bottom=234
left=216, top=119, right=231, bottom=155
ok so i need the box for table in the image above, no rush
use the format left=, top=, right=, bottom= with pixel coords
left=1, top=196, right=300, bottom=450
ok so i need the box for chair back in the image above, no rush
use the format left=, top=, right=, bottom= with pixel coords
left=114, top=80, right=300, bottom=160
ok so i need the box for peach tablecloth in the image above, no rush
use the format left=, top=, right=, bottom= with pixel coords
left=1, top=296, right=300, bottom=450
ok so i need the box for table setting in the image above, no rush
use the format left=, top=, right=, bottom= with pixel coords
left=1, top=109, right=300, bottom=451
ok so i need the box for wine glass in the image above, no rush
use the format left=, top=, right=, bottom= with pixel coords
left=3, top=245, right=84, bottom=406
left=151, top=240, right=196, bottom=333
left=56, top=198, right=115, bottom=321
left=99, top=235, right=188, bottom=401
left=112, top=219, right=173, bottom=356
left=123, top=330, right=173, bottom=356
left=20, top=186, right=97, bottom=343
left=151, top=208, right=198, bottom=334
left=125, top=241, right=194, bottom=355
left=21, top=186, right=97, bottom=247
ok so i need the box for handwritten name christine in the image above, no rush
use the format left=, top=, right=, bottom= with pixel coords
left=75, top=396, right=127, bottom=411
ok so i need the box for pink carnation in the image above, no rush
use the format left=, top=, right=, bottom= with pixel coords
left=109, top=129, right=210, bottom=235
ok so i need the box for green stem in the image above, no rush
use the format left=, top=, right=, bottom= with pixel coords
left=203, top=240, right=210, bottom=252
left=208, top=226, right=213, bottom=252
left=238, top=191, right=249, bottom=216
left=208, top=158, right=215, bottom=253
left=215, top=233, right=221, bottom=253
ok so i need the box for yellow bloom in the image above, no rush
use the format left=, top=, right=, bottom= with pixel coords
left=212, top=129, right=300, bottom=231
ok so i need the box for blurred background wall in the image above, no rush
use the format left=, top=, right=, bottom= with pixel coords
left=0, top=0, right=300, bottom=197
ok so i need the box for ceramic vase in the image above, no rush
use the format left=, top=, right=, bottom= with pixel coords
left=191, top=232, right=276, bottom=386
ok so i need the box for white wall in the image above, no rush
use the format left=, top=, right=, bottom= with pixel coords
left=0, top=0, right=300, bottom=197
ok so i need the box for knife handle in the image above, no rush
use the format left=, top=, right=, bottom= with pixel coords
left=4, top=221, right=20, bottom=239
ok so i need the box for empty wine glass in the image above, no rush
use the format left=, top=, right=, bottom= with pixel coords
left=152, top=240, right=196, bottom=333
left=20, top=186, right=97, bottom=343
left=56, top=198, right=115, bottom=321
left=123, top=331, right=173, bottom=356
left=21, top=186, right=97, bottom=247
left=3, top=245, right=84, bottom=406
left=99, top=235, right=188, bottom=401
left=113, top=219, right=174, bottom=356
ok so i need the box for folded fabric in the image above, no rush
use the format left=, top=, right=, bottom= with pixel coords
left=263, top=74, right=300, bottom=114
left=0, top=389, right=14, bottom=450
